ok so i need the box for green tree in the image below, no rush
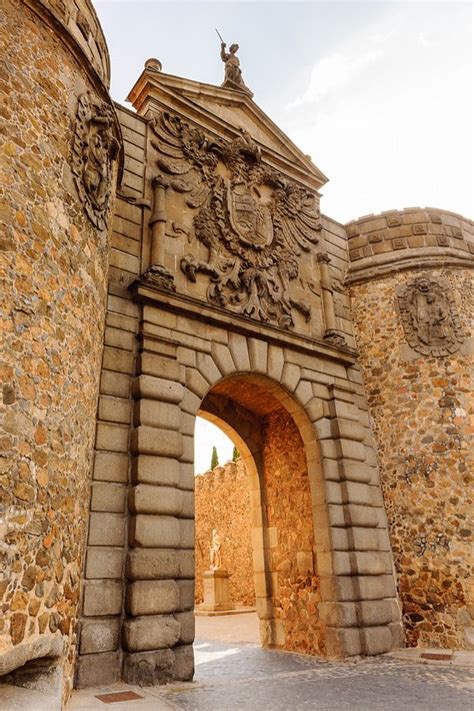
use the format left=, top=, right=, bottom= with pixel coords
left=232, top=445, right=240, bottom=461
left=210, top=446, right=219, bottom=469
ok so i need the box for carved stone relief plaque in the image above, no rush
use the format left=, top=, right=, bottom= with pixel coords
left=71, top=93, right=119, bottom=230
left=397, top=277, right=464, bottom=356
left=149, top=111, right=323, bottom=330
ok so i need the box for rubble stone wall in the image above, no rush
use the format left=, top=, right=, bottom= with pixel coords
left=0, top=0, right=117, bottom=701
left=347, top=209, right=473, bottom=650
left=262, top=410, right=324, bottom=655
left=195, top=459, right=255, bottom=607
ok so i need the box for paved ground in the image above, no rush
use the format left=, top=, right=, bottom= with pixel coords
left=69, top=614, right=474, bottom=711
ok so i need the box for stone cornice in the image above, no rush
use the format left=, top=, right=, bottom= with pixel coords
left=129, top=282, right=357, bottom=365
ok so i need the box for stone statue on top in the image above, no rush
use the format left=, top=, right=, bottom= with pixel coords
left=217, top=31, right=253, bottom=97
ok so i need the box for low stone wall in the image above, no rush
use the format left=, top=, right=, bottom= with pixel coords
left=195, top=459, right=255, bottom=607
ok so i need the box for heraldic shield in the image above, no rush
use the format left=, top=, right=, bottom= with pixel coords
left=226, top=181, right=274, bottom=249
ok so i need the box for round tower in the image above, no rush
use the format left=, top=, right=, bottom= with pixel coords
left=0, top=0, right=121, bottom=702
left=345, top=207, right=473, bottom=650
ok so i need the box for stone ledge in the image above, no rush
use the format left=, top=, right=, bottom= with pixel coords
left=0, top=635, right=64, bottom=676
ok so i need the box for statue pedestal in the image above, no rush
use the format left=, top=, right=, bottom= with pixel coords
left=198, top=569, right=235, bottom=613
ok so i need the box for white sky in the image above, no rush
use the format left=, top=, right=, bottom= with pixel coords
left=94, top=1, right=473, bottom=471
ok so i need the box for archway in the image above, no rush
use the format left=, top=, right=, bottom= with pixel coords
left=196, top=373, right=325, bottom=654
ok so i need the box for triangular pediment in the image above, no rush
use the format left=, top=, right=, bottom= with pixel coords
left=127, top=65, right=328, bottom=192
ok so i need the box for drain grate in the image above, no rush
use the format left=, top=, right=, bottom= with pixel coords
left=420, top=652, right=452, bottom=661
left=95, top=691, right=144, bottom=704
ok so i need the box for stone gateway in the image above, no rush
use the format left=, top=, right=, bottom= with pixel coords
left=1, top=0, right=472, bottom=706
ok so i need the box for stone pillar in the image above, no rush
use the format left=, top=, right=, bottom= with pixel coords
left=122, top=307, right=195, bottom=684
left=0, top=0, right=121, bottom=702
left=315, top=381, right=403, bottom=656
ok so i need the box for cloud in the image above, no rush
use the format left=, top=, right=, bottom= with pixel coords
left=288, top=49, right=381, bottom=109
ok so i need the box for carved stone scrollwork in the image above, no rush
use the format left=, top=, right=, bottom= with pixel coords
left=71, top=93, right=119, bottom=230
left=149, top=111, right=323, bottom=330
left=140, top=264, right=176, bottom=292
left=397, top=277, right=464, bottom=356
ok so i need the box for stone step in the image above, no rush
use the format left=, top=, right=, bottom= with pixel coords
left=0, top=684, right=60, bottom=711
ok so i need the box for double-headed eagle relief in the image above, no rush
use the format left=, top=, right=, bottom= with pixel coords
left=149, top=112, right=323, bottom=330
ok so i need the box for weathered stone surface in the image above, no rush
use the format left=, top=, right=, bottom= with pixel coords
left=132, top=375, right=184, bottom=404
left=0, top=0, right=117, bottom=693
left=88, top=513, right=125, bottom=547
left=122, top=615, right=180, bottom=652
left=126, top=549, right=193, bottom=581
left=123, top=649, right=175, bottom=685
left=129, top=484, right=183, bottom=516
left=126, top=580, right=180, bottom=616
left=131, top=426, right=183, bottom=458
left=90, top=482, right=126, bottom=513
left=75, top=652, right=121, bottom=688
left=177, top=580, right=195, bottom=612
left=82, top=581, right=123, bottom=617
left=175, top=611, right=195, bottom=644
left=173, top=644, right=194, bottom=681
left=85, top=548, right=123, bottom=580
left=132, top=455, right=180, bottom=486
left=129, top=515, right=181, bottom=548
left=93, top=452, right=129, bottom=483
left=134, top=400, right=181, bottom=430
left=350, top=266, right=473, bottom=649
left=79, top=618, right=120, bottom=654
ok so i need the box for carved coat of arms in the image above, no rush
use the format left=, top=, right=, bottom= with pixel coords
left=149, top=112, right=322, bottom=329
left=71, top=93, right=119, bottom=230
left=397, top=277, right=464, bottom=356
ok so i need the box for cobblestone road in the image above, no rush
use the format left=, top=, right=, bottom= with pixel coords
left=158, top=639, right=473, bottom=711
left=70, top=638, right=473, bottom=711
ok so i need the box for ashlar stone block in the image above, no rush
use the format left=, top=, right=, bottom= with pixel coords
left=82, top=580, right=123, bottom=617
left=131, top=374, right=184, bottom=404
left=174, top=611, right=195, bottom=644
left=126, top=549, right=193, bottom=581
left=122, top=615, right=180, bottom=652
left=131, top=426, right=183, bottom=458
left=133, top=400, right=181, bottom=430
left=123, top=649, right=175, bottom=685
left=75, top=651, right=121, bottom=688
left=211, top=342, right=235, bottom=377
left=126, top=580, right=179, bottom=616
left=138, top=353, right=181, bottom=381
left=173, top=644, right=194, bottom=681
left=196, top=352, right=222, bottom=385
left=129, top=514, right=181, bottom=548
left=85, top=547, right=123, bottom=580
left=132, top=455, right=180, bottom=487
left=79, top=618, right=120, bottom=654
left=129, top=484, right=183, bottom=516
left=93, top=451, right=129, bottom=483
left=88, top=512, right=125, bottom=547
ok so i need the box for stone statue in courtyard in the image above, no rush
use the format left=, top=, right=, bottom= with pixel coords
left=209, top=528, right=223, bottom=570
left=220, top=41, right=252, bottom=95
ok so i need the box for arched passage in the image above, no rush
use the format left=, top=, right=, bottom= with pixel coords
left=77, top=298, right=403, bottom=687
left=198, top=373, right=326, bottom=653
left=112, top=324, right=403, bottom=686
